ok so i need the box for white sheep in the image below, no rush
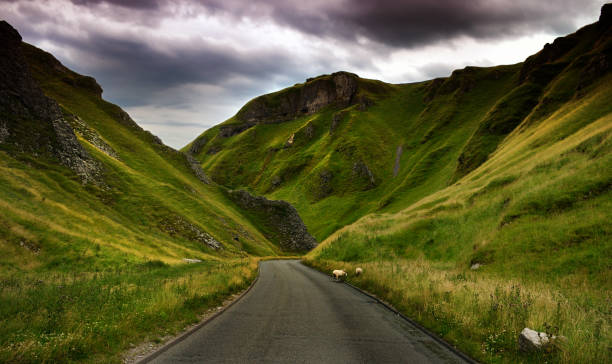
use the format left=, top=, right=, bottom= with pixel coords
left=332, top=269, right=347, bottom=280
left=355, top=267, right=363, bottom=276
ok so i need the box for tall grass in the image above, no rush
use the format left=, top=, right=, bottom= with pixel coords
left=0, top=259, right=258, bottom=363
left=304, top=258, right=610, bottom=363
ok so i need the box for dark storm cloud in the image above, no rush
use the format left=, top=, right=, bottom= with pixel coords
left=70, top=0, right=160, bottom=10
left=58, top=33, right=300, bottom=106
left=0, top=0, right=604, bottom=147
left=199, top=0, right=603, bottom=48
left=1, top=3, right=306, bottom=107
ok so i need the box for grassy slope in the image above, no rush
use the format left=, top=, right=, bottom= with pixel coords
left=189, top=65, right=523, bottom=241
left=190, top=18, right=612, bottom=364
left=304, top=23, right=612, bottom=364
left=0, top=43, right=281, bottom=363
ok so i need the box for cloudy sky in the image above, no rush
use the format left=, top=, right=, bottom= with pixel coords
left=1, top=0, right=605, bottom=148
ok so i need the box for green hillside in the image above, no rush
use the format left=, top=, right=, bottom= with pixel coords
left=0, top=21, right=309, bottom=363
left=188, top=9, right=612, bottom=364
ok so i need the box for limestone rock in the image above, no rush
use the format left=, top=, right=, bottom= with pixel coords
left=329, top=110, right=347, bottom=135
left=159, top=215, right=221, bottom=250
left=67, top=113, right=119, bottom=160
left=183, top=258, right=202, bottom=264
left=0, top=21, right=103, bottom=185
left=352, top=160, right=376, bottom=190
left=184, top=153, right=211, bottom=184
left=223, top=72, right=359, bottom=138
left=518, top=328, right=567, bottom=353
left=189, top=136, right=208, bottom=155
left=227, top=190, right=317, bottom=251
left=393, top=145, right=403, bottom=177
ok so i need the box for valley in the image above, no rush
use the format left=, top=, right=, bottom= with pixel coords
left=0, top=3, right=610, bottom=364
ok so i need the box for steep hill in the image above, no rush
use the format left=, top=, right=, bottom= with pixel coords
left=187, top=7, right=611, bottom=244
left=188, top=6, right=612, bottom=363
left=0, top=21, right=315, bottom=362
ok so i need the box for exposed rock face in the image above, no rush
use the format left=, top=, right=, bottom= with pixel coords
left=520, top=4, right=611, bottom=85
left=329, top=110, right=347, bottom=135
left=315, top=169, right=334, bottom=200
left=67, top=113, right=119, bottom=159
left=219, top=72, right=359, bottom=138
left=185, top=153, right=211, bottom=184
left=0, top=21, right=102, bottom=184
left=393, top=145, right=403, bottom=177
left=352, top=160, right=376, bottom=190
left=219, top=122, right=256, bottom=138
left=159, top=214, right=221, bottom=250
left=189, top=136, right=208, bottom=155
left=227, top=190, right=317, bottom=252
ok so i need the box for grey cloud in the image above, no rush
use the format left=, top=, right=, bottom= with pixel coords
left=418, top=63, right=455, bottom=79
left=1, top=0, right=605, bottom=148
left=200, top=0, right=604, bottom=48
left=70, top=0, right=160, bottom=9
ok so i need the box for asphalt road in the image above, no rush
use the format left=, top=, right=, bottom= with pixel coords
left=147, top=260, right=470, bottom=363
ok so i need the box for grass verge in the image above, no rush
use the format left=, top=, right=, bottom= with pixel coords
left=303, top=258, right=610, bottom=363
left=0, top=259, right=258, bottom=363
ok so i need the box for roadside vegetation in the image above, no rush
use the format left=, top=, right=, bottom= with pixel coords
left=0, top=259, right=257, bottom=363
left=304, top=257, right=608, bottom=363
left=194, top=14, right=611, bottom=363
left=0, top=40, right=282, bottom=363
left=305, top=91, right=611, bottom=362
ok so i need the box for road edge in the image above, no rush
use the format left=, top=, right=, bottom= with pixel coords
left=299, top=261, right=479, bottom=364
left=135, top=262, right=261, bottom=364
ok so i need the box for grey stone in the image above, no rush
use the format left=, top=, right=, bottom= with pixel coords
left=352, top=160, right=376, bottom=189
left=0, top=21, right=103, bottom=185
left=519, top=328, right=549, bottom=352
left=393, top=145, right=403, bottom=177
left=183, top=258, right=203, bottom=264
left=329, top=110, right=347, bottom=135
left=227, top=190, right=317, bottom=251
left=189, top=136, right=208, bottom=155
left=223, top=72, right=359, bottom=138
left=159, top=215, right=221, bottom=250
left=184, top=153, right=211, bottom=184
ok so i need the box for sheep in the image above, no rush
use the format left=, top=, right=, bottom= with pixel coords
left=332, top=269, right=347, bottom=280
left=355, top=267, right=363, bottom=276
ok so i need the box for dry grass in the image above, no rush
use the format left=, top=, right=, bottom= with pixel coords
left=305, top=258, right=610, bottom=363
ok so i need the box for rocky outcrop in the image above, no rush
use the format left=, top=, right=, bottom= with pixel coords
left=219, top=72, right=359, bottom=138
left=314, top=169, right=334, bottom=200
left=520, top=4, right=611, bottom=85
left=227, top=190, right=317, bottom=251
left=329, top=110, right=348, bottom=135
left=352, top=160, right=376, bottom=190
left=184, top=153, right=211, bottom=184
left=189, top=135, right=208, bottom=155
left=238, top=71, right=358, bottom=123
left=393, top=145, right=403, bottom=177
left=159, top=214, right=221, bottom=250
left=0, top=21, right=102, bottom=185
left=67, top=113, right=119, bottom=159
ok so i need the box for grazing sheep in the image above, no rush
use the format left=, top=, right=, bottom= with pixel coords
left=332, top=269, right=347, bottom=280
left=355, top=267, right=363, bottom=276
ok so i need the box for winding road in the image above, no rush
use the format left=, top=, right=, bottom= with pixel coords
left=145, top=260, right=471, bottom=363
